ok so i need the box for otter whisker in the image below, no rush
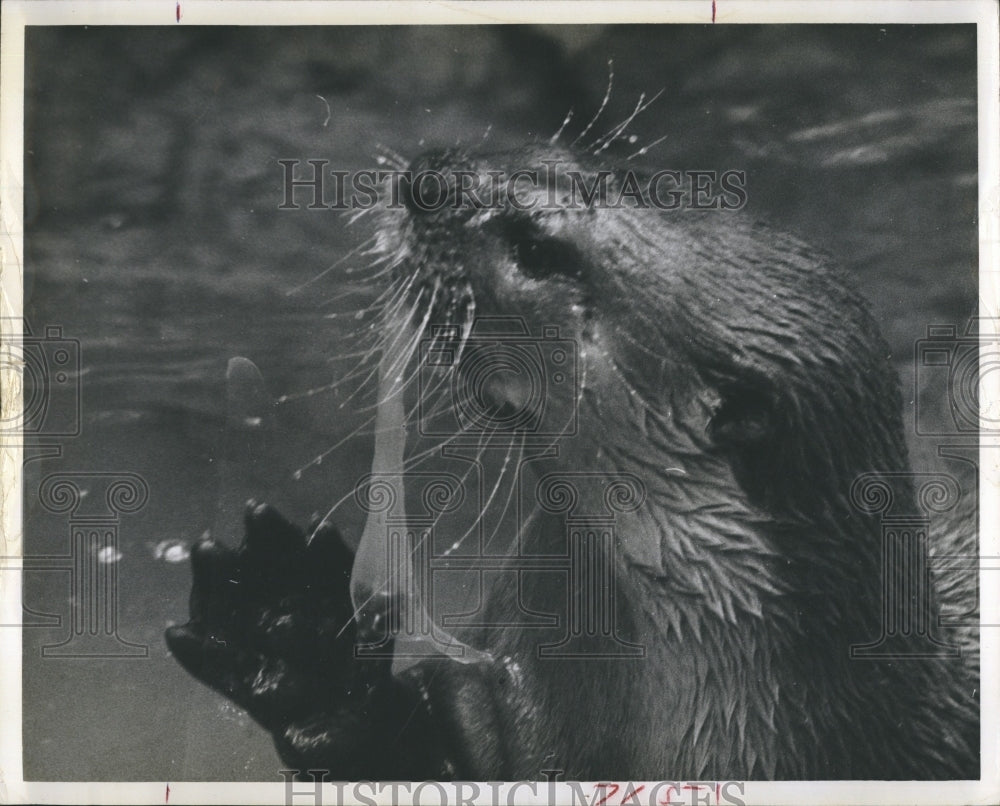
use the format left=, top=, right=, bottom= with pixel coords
left=275, top=373, right=365, bottom=406
left=599, top=345, right=661, bottom=418
left=572, top=58, right=614, bottom=147
left=321, top=299, right=397, bottom=338
left=348, top=356, right=427, bottom=420
left=320, top=342, right=383, bottom=368
left=339, top=317, right=442, bottom=421
left=419, top=433, right=504, bottom=553
left=285, top=235, right=378, bottom=297
left=346, top=207, right=377, bottom=225
left=371, top=273, right=423, bottom=341
left=452, top=290, right=476, bottom=367
left=297, top=292, right=441, bottom=534
left=316, top=279, right=387, bottom=307
left=589, top=92, right=648, bottom=154
left=292, top=410, right=378, bottom=481
left=305, top=483, right=377, bottom=543
left=430, top=426, right=520, bottom=558
left=374, top=143, right=407, bottom=171
left=303, top=358, right=378, bottom=399
left=549, top=107, right=575, bottom=144
left=342, top=264, right=394, bottom=282
left=358, top=243, right=394, bottom=261
left=590, top=88, right=665, bottom=155
left=406, top=338, right=461, bottom=425
left=627, top=133, right=669, bottom=161
left=396, top=431, right=461, bottom=474
left=331, top=290, right=407, bottom=362
left=356, top=251, right=397, bottom=272
left=373, top=282, right=441, bottom=411
left=329, top=280, right=424, bottom=412
left=384, top=283, right=477, bottom=431
left=478, top=435, right=527, bottom=555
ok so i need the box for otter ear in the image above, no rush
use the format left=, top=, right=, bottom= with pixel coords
left=707, top=380, right=777, bottom=448
left=707, top=377, right=796, bottom=510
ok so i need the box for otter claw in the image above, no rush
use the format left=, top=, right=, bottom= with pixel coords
left=167, top=502, right=364, bottom=736
left=190, top=537, right=236, bottom=584
left=304, top=520, right=355, bottom=581
left=188, top=538, right=238, bottom=621
left=243, top=500, right=307, bottom=554
left=164, top=623, right=203, bottom=670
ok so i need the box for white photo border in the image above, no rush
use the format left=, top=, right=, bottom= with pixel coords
left=1, top=2, right=997, bottom=804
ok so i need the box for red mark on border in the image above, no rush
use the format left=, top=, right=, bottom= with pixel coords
left=595, top=783, right=619, bottom=806
left=596, top=783, right=647, bottom=806
left=623, top=784, right=646, bottom=804
left=165, top=783, right=170, bottom=803
left=176, top=3, right=181, bottom=22
left=712, top=0, right=717, bottom=23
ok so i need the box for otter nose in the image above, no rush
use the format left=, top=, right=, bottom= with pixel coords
left=401, top=150, right=477, bottom=217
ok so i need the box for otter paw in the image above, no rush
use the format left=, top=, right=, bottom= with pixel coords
left=165, top=501, right=395, bottom=766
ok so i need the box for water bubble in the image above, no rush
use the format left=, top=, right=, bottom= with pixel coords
left=154, top=539, right=191, bottom=563
left=97, top=546, right=123, bottom=565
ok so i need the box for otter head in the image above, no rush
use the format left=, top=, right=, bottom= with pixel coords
left=372, top=143, right=908, bottom=629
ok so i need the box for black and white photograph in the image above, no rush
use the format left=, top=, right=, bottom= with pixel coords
left=1, top=1, right=998, bottom=804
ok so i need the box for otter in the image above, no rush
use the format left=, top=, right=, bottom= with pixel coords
left=165, top=141, right=978, bottom=780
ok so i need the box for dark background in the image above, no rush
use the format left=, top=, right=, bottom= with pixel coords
left=22, top=25, right=977, bottom=781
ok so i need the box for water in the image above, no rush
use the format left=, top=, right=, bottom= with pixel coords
left=21, top=24, right=977, bottom=780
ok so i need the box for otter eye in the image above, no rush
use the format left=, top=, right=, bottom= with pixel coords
left=709, top=381, right=776, bottom=448
left=514, top=238, right=583, bottom=281
left=500, top=219, right=584, bottom=283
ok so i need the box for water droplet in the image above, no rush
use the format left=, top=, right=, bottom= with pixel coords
left=97, top=546, right=123, bottom=565
left=154, top=539, right=191, bottom=563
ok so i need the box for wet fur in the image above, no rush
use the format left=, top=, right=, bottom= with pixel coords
left=167, top=141, right=978, bottom=780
